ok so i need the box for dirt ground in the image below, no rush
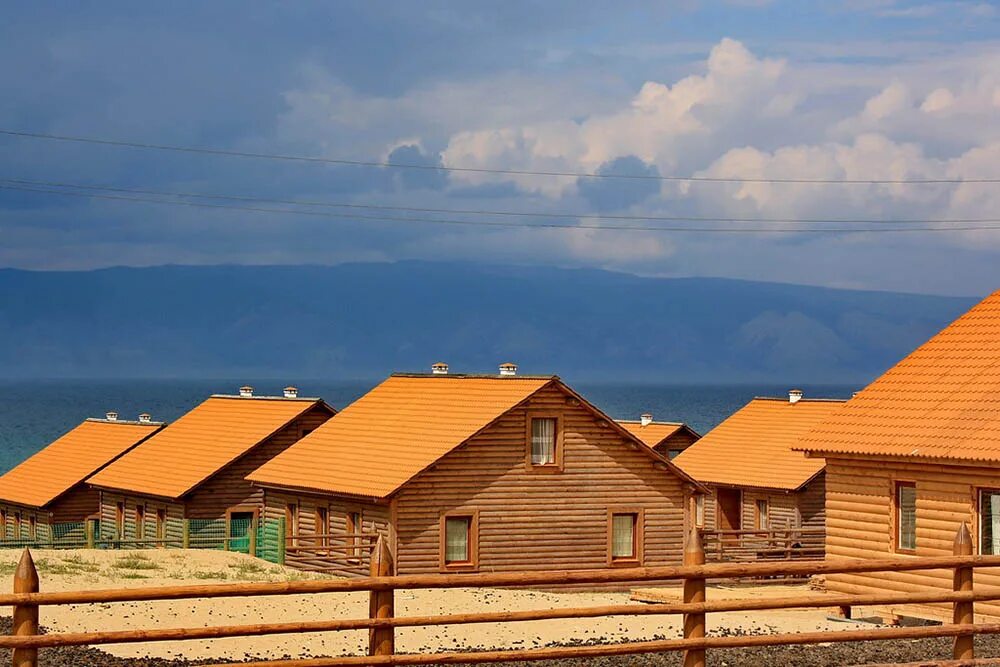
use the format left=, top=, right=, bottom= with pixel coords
left=0, top=548, right=978, bottom=666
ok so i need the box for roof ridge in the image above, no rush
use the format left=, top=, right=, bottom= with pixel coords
left=209, top=394, right=320, bottom=401
left=752, top=396, right=848, bottom=403
left=616, top=419, right=685, bottom=426
left=390, top=373, right=559, bottom=380
left=84, top=418, right=165, bottom=426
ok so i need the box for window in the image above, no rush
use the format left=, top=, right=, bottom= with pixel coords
left=755, top=499, right=769, bottom=530
left=608, top=509, right=643, bottom=565
left=526, top=414, right=562, bottom=471
left=27, top=516, right=36, bottom=540
left=14, top=512, right=21, bottom=539
left=135, top=505, right=145, bottom=540
left=315, top=507, right=329, bottom=548
left=345, top=510, right=362, bottom=562
left=0, top=510, right=6, bottom=540
left=115, top=502, right=125, bottom=538
left=286, top=503, right=299, bottom=546
left=694, top=495, right=705, bottom=529
left=156, top=509, right=166, bottom=543
left=440, top=512, right=477, bottom=570
left=894, top=482, right=917, bottom=553
left=979, top=489, right=1000, bottom=555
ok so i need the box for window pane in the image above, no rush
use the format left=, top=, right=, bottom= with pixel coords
left=612, top=514, right=635, bottom=558
left=756, top=500, right=768, bottom=530
left=445, top=517, right=470, bottom=563
left=695, top=496, right=705, bottom=528
left=898, top=484, right=917, bottom=550
left=981, top=491, right=1000, bottom=555
left=531, top=418, right=556, bottom=465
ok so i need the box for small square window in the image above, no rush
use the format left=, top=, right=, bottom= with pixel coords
left=440, top=513, right=477, bottom=570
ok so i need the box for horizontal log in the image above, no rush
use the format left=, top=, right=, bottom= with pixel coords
left=209, top=622, right=1000, bottom=666
left=8, top=554, right=1000, bottom=606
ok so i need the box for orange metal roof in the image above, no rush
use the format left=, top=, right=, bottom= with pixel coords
left=88, top=396, right=327, bottom=499
left=0, top=419, right=162, bottom=508
left=617, top=421, right=689, bottom=449
left=800, top=290, right=1000, bottom=462
left=673, top=398, right=845, bottom=490
left=248, top=375, right=554, bottom=498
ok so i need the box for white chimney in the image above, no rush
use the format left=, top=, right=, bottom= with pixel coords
left=640, top=413, right=653, bottom=427
left=789, top=389, right=804, bottom=404
left=283, top=386, right=299, bottom=399
left=105, top=411, right=118, bottom=422
left=239, top=385, right=254, bottom=398
left=431, top=362, right=449, bottom=375
left=138, top=413, right=152, bottom=424
left=499, top=362, right=517, bottom=377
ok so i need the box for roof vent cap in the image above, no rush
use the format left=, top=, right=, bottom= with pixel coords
left=431, top=362, right=449, bottom=375
left=789, top=389, right=804, bottom=404
left=239, top=385, right=254, bottom=398
left=640, top=413, right=653, bottom=427
left=283, top=386, right=299, bottom=399
left=499, top=362, right=518, bottom=377
left=138, top=413, right=152, bottom=424
left=105, top=411, right=118, bottom=422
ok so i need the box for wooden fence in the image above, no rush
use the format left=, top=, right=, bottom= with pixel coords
left=701, top=527, right=825, bottom=565
left=5, top=524, right=1000, bottom=667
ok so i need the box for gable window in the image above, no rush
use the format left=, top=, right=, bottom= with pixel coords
left=526, top=413, right=562, bottom=471
left=608, top=509, right=643, bottom=565
left=755, top=499, right=769, bottom=531
left=440, top=512, right=478, bottom=571
left=979, top=489, right=1000, bottom=555
left=894, top=481, right=917, bottom=553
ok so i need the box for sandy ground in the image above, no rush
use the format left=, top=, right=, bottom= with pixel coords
left=0, top=549, right=860, bottom=661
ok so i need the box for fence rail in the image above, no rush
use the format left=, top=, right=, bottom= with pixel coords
left=5, top=523, right=999, bottom=667
left=700, top=527, right=825, bottom=565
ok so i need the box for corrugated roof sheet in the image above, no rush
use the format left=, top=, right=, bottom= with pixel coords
left=673, top=398, right=845, bottom=490
left=247, top=375, right=555, bottom=498
left=88, top=396, right=325, bottom=499
left=0, top=419, right=162, bottom=508
left=617, top=421, right=687, bottom=449
left=800, top=290, right=1000, bottom=462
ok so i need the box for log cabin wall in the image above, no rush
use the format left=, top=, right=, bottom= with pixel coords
left=49, top=484, right=101, bottom=523
left=391, top=384, right=688, bottom=582
left=655, top=430, right=699, bottom=459
left=98, top=490, right=185, bottom=543
left=185, top=405, right=333, bottom=519
left=824, top=455, right=1000, bottom=621
left=699, top=475, right=825, bottom=533
left=0, top=502, right=49, bottom=541
left=262, top=488, right=390, bottom=575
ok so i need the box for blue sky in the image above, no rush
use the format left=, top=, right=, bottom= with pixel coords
left=1, top=1, right=999, bottom=295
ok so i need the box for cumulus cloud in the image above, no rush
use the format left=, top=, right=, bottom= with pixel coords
left=577, top=156, right=661, bottom=212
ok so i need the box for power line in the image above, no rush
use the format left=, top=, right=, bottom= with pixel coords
left=4, top=182, right=1000, bottom=234
left=1, top=129, right=995, bottom=185
left=1, top=178, right=997, bottom=226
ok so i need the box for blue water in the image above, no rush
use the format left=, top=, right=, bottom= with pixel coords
left=0, top=379, right=860, bottom=474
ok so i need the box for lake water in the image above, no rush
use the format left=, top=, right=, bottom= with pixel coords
left=0, top=379, right=860, bottom=474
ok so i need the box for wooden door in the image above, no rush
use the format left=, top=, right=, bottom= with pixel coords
left=717, top=488, right=742, bottom=531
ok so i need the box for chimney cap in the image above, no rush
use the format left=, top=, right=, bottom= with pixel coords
left=431, top=362, right=449, bottom=375
left=789, top=389, right=804, bottom=404
left=283, top=386, right=299, bottom=399
left=138, top=413, right=152, bottom=423
left=105, top=411, right=118, bottom=422
left=640, top=413, right=654, bottom=426
left=239, top=385, right=254, bottom=398
left=499, top=362, right=518, bottom=376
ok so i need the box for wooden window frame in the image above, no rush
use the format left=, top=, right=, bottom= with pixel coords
left=976, top=487, right=1000, bottom=556
left=135, top=504, right=146, bottom=540
left=315, top=506, right=329, bottom=548
left=115, top=502, right=124, bottom=539
left=155, top=508, right=167, bottom=543
left=13, top=512, right=21, bottom=540
left=694, top=494, right=705, bottom=529
left=893, top=480, right=917, bottom=554
left=0, top=510, right=6, bottom=540
left=439, top=509, right=479, bottom=573
left=607, top=507, right=645, bottom=567
left=286, top=503, right=299, bottom=547
left=345, top=508, right=364, bottom=563
left=525, top=411, right=564, bottom=473
left=754, top=498, right=769, bottom=531
left=27, top=515, right=36, bottom=540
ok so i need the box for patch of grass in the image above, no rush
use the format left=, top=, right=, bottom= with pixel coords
left=111, top=553, right=162, bottom=571
left=227, top=559, right=270, bottom=578
left=34, top=556, right=100, bottom=575
left=118, top=572, right=151, bottom=579
left=191, top=570, right=229, bottom=580
left=0, top=562, right=18, bottom=576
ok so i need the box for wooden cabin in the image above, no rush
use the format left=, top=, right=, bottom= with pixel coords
left=247, top=365, right=705, bottom=584
left=800, top=290, right=1000, bottom=622
left=673, top=392, right=845, bottom=560
left=0, top=413, right=163, bottom=545
left=87, top=386, right=334, bottom=548
left=616, top=414, right=700, bottom=459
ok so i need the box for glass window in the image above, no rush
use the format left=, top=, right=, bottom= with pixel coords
left=755, top=499, right=769, bottom=530
left=611, top=513, right=637, bottom=560
left=695, top=495, right=705, bottom=528
left=156, top=509, right=166, bottom=541
left=445, top=516, right=472, bottom=564
left=980, top=489, right=1000, bottom=555
left=136, top=505, right=145, bottom=540
left=115, top=503, right=124, bottom=538
left=345, top=510, right=362, bottom=561
left=896, top=482, right=917, bottom=552
left=531, top=417, right=557, bottom=465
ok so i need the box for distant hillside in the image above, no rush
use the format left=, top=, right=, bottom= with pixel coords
left=0, top=262, right=977, bottom=382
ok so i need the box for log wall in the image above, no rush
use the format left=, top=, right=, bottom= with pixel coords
left=824, top=455, right=1000, bottom=621
left=700, top=474, right=825, bottom=533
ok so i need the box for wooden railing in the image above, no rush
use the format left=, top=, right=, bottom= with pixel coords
left=701, top=527, right=825, bottom=565
left=4, top=524, right=1000, bottom=667
left=284, top=532, right=380, bottom=576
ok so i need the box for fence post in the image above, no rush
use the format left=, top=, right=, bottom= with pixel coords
left=953, top=522, right=974, bottom=661
left=368, top=535, right=395, bottom=657
left=12, top=548, right=39, bottom=667
left=682, top=524, right=706, bottom=667
left=85, top=520, right=95, bottom=549
left=181, top=519, right=190, bottom=549
left=249, top=515, right=258, bottom=558
left=277, top=517, right=286, bottom=566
